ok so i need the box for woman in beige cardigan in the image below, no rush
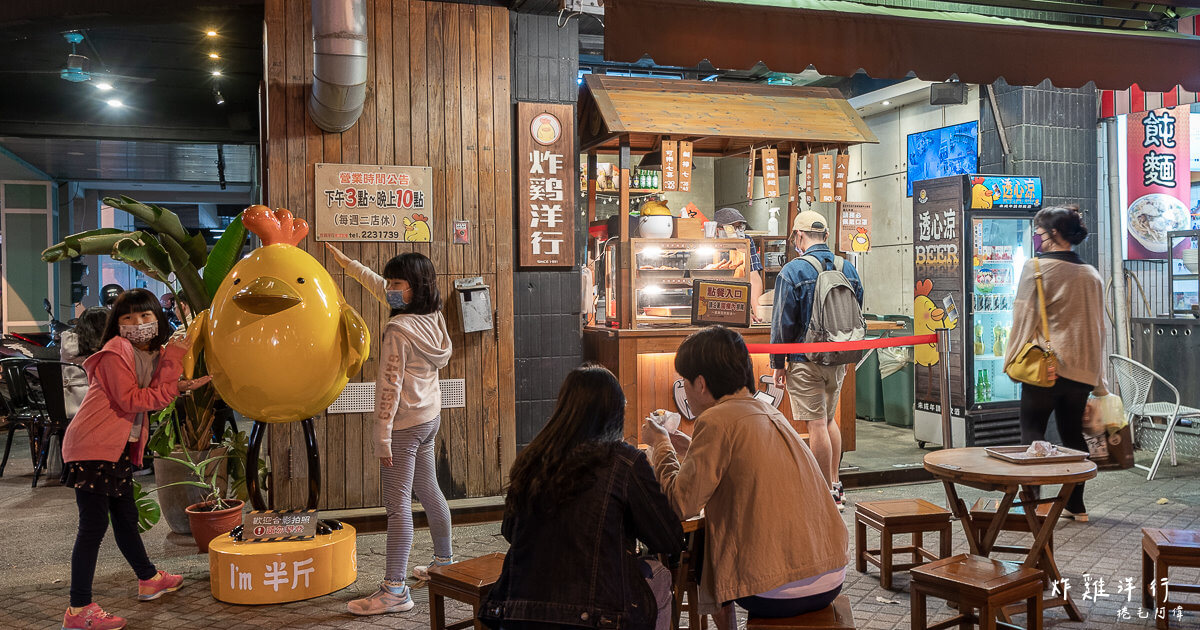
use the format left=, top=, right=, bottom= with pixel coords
left=642, top=326, right=847, bottom=628
left=1004, top=205, right=1107, bottom=522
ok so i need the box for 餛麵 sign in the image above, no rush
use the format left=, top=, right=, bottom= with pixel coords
left=691, top=281, right=752, bottom=328
left=518, top=102, right=575, bottom=267
left=314, top=163, right=434, bottom=242
left=244, top=509, right=319, bottom=542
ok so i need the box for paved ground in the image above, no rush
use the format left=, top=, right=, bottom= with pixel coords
left=1, top=433, right=1198, bottom=630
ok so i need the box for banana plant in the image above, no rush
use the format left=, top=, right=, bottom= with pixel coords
left=42, top=195, right=249, bottom=451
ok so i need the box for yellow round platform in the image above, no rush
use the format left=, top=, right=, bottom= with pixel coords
left=208, top=524, right=357, bottom=604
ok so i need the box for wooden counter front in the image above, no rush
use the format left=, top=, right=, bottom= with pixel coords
left=583, top=326, right=857, bottom=450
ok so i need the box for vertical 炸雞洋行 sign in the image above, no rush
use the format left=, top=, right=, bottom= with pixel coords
left=518, top=102, right=575, bottom=267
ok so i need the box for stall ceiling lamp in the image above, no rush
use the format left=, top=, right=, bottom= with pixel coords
left=94, top=81, right=113, bottom=91
left=209, top=52, right=220, bottom=59
left=206, top=30, right=218, bottom=37
left=106, top=99, right=123, bottom=107
left=213, top=88, right=225, bottom=105
left=212, top=70, right=222, bottom=76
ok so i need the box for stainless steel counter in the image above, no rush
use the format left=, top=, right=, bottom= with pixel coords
left=1130, top=318, right=1200, bottom=408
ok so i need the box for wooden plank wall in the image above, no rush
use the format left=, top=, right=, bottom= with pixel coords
left=264, top=0, right=514, bottom=508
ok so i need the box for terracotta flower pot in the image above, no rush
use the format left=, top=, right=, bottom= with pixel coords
left=185, top=499, right=244, bottom=553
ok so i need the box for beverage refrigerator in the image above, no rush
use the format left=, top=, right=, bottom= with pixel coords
left=911, top=175, right=1042, bottom=448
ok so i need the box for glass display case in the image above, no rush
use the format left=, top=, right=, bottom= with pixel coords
left=630, top=238, right=751, bottom=328
left=968, top=217, right=1032, bottom=406
left=1168, top=230, right=1200, bottom=318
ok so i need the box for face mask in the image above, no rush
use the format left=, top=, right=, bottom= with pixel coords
left=386, top=290, right=408, bottom=310
left=1032, top=232, right=1045, bottom=253
left=734, top=226, right=747, bottom=238
left=119, top=321, right=158, bottom=345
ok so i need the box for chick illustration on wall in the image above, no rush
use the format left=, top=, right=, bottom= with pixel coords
left=404, top=213, right=432, bottom=242
left=850, top=227, right=871, bottom=253
left=913, top=279, right=958, bottom=367
left=184, top=205, right=370, bottom=510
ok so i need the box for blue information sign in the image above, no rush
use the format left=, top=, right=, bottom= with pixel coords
left=966, top=176, right=1043, bottom=210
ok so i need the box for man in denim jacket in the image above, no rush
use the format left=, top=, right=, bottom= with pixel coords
left=770, top=211, right=863, bottom=510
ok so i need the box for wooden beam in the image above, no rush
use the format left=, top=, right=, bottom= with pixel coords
left=618, top=135, right=633, bottom=329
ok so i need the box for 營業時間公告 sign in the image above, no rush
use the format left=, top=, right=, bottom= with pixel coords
left=314, top=163, right=433, bottom=242
left=518, top=102, right=576, bottom=267
left=691, top=280, right=752, bottom=328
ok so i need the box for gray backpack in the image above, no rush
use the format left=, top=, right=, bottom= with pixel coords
left=801, top=255, right=866, bottom=365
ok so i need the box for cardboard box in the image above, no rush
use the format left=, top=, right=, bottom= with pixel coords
left=676, top=217, right=705, bottom=239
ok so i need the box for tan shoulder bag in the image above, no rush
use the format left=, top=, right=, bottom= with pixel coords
left=1004, top=258, right=1058, bottom=388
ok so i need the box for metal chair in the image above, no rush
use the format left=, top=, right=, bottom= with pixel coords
left=1109, top=355, right=1200, bottom=481
left=30, top=360, right=79, bottom=487
left=0, top=357, right=41, bottom=478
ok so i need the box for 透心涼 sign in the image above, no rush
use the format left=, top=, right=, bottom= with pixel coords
left=314, top=164, right=433, bottom=242
left=965, top=176, right=1043, bottom=210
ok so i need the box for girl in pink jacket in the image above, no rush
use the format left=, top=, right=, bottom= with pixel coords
left=60, top=289, right=210, bottom=630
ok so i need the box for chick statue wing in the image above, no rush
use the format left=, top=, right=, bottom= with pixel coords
left=341, top=303, right=371, bottom=379
left=181, top=309, right=209, bottom=379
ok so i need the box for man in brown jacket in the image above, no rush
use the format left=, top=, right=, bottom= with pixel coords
left=643, top=327, right=848, bottom=628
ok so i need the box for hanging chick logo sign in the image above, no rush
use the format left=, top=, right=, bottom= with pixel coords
left=185, top=206, right=370, bottom=423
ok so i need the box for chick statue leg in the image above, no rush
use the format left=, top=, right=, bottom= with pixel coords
left=246, top=420, right=268, bottom=511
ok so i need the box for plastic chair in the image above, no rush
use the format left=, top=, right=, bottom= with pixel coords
left=0, top=357, right=41, bottom=477
left=1109, top=355, right=1200, bottom=481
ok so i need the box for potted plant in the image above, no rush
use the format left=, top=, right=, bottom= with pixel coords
left=151, top=448, right=244, bottom=553
left=43, top=196, right=250, bottom=533
left=147, top=400, right=229, bottom=534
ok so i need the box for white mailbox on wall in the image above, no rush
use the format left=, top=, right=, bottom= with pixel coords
left=453, top=277, right=493, bottom=333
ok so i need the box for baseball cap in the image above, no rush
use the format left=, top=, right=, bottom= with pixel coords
left=714, top=207, right=748, bottom=227
left=792, top=210, right=829, bottom=233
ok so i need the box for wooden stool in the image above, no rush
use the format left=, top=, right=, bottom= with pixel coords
left=911, top=554, right=1045, bottom=630
left=744, top=594, right=856, bottom=629
left=1142, top=528, right=1200, bottom=629
left=428, top=552, right=505, bottom=630
left=969, top=498, right=1054, bottom=556
left=855, top=499, right=952, bottom=589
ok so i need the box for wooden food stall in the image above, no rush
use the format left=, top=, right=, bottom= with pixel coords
left=577, top=75, right=881, bottom=444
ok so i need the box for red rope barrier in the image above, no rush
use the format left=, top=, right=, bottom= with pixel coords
left=744, top=334, right=937, bottom=355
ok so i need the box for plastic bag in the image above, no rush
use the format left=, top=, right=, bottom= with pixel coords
left=878, top=347, right=911, bottom=379
left=1096, top=393, right=1128, bottom=431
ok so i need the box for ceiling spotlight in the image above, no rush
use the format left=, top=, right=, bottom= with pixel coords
left=206, top=30, right=218, bottom=37
left=213, top=89, right=225, bottom=106
left=882, top=100, right=891, bottom=106
left=95, top=82, right=113, bottom=91
left=209, top=52, right=220, bottom=59
left=106, top=99, right=124, bottom=108
left=211, top=70, right=222, bottom=76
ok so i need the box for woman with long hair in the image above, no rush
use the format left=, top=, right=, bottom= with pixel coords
left=481, top=365, right=683, bottom=630
left=1005, top=205, right=1107, bottom=521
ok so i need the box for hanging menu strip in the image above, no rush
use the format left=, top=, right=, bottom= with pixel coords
left=763, top=148, right=779, bottom=198
left=834, top=153, right=849, bottom=203
left=662, top=141, right=679, bottom=192
left=747, top=147, right=757, bottom=201
left=788, top=149, right=798, bottom=204
left=805, top=154, right=815, bottom=204
left=818, top=154, right=835, bottom=203
left=679, top=141, right=694, bottom=193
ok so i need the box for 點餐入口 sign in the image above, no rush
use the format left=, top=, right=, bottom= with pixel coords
left=518, top=102, right=575, bottom=267
left=691, top=280, right=752, bottom=328
left=314, top=164, right=433, bottom=242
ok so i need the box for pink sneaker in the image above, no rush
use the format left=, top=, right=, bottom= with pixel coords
left=62, top=603, right=126, bottom=630
left=137, top=570, right=184, bottom=601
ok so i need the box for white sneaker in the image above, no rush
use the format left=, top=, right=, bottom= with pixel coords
left=831, top=489, right=845, bottom=512
left=347, top=582, right=414, bottom=616
left=413, top=555, right=454, bottom=581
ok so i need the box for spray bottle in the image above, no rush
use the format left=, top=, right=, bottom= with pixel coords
left=767, top=207, right=780, bottom=236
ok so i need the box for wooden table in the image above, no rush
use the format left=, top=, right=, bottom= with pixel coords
left=924, top=448, right=1097, bottom=623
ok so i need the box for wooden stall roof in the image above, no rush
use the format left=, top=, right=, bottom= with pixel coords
left=578, top=74, right=877, bottom=155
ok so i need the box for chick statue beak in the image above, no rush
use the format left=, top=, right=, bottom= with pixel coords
left=234, top=276, right=302, bottom=315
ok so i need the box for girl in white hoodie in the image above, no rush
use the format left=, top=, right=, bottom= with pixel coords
left=327, top=245, right=454, bottom=616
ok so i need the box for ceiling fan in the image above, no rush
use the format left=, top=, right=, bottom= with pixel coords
left=0, top=31, right=155, bottom=85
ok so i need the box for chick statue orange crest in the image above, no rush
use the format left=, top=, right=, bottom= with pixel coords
left=185, top=206, right=370, bottom=425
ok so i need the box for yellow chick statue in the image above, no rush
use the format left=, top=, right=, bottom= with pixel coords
left=403, top=213, right=432, bottom=242
left=185, top=206, right=370, bottom=423
left=913, top=279, right=957, bottom=367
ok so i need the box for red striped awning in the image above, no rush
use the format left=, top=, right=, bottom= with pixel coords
left=1101, top=16, right=1200, bottom=118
